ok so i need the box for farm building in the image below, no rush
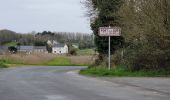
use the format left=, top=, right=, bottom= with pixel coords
left=18, top=46, right=47, bottom=54
left=0, top=46, right=8, bottom=54
left=18, top=46, right=34, bottom=53
left=52, top=44, right=68, bottom=54
left=33, top=46, right=47, bottom=53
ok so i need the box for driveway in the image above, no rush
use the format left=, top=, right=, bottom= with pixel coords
left=0, top=66, right=169, bottom=100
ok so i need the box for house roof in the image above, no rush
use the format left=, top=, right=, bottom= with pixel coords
left=47, top=40, right=59, bottom=46
left=53, top=44, right=66, bottom=48
left=53, top=40, right=59, bottom=45
left=19, top=46, right=34, bottom=51
left=0, top=46, right=8, bottom=51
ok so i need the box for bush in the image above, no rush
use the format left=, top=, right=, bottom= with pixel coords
left=119, top=43, right=170, bottom=71
left=0, top=60, right=8, bottom=68
left=8, top=46, right=17, bottom=53
left=34, top=41, right=46, bottom=46
left=111, top=49, right=124, bottom=66
left=115, top=0, right=170, bottom=71
left=0, top=63, right=7, bottom=68
left=69, top=49, right=77, bottom=55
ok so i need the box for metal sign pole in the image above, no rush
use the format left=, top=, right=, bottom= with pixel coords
left=108, top=36, right=111, bottom=70
left=99, top=26, right=121, bottom=70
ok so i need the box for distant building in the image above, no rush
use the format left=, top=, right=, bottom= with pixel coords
left=47, top=40, right=53, bottom=46
left=0, top=46, right=9, bottom=54
left=0, top=45, right=48, bottom=54
left=52, top=44, right=68, bottom=54
left=47, top=40, right=59, bottom=46
left=53, top=40, right=59, bottom=45
left=18, top=46, right=47, bottom=54
left=33, top=46, right=47, bottom=53
left=18, top=46, right=34, bottom=53
left=0, top=48, right=2, bottom=54
left=72, top=44, right=79, bottom=49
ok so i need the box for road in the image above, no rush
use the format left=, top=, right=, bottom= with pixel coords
left=0, top=66, right=169, bottom=100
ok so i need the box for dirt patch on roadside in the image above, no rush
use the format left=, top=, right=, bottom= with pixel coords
left=0, top=54, right=96, bottom=65
left=0, top=53, right=57, bottom=65
left=69, top=56, right=96, bottom=65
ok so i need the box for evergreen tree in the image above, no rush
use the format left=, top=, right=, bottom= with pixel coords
left=86, top=0, right=124, bottom=55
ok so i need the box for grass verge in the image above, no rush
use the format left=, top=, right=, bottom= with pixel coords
left=0, top=55, right=91, bottom=67
left=45, top=57, right=75, bottom=66
left=76, top=49, right=95, bottom=56
left=0, top=64, right=8, bottom=68
left=79, top=67, right=170, bottom=77
left=45, top=57, right=88, bottom=66
left=0, top=61, right=8, bottom=68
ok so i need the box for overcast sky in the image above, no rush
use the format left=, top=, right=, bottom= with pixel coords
left=0, top=0, right=91, bottom=33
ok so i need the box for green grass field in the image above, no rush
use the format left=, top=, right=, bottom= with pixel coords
left=0, top=60, right=8, bottom=68
left=0, top=54, right=92, bottom=67
left=0, top=63, right=7, bottom=68
left=45, top=57, right=73, bottom=66
left=76, top=49, right=96, bottom=56
left=80, top=67, right=170, bottom=77
left=4, top=42, right=17, bottom=46
left=0, top=58, right=24, bottom=68
left=0, top=57, right=73, bottom=67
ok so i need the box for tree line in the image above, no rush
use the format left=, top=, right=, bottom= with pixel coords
left=0, top=29, right=95, bottom=49
left=84, top=0, right=170, bottom=71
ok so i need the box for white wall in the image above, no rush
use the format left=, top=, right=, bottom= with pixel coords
left=52, top=45, right=68, bottom=54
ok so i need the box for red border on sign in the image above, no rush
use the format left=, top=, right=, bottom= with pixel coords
left=98, top=27, right=121, bottom=36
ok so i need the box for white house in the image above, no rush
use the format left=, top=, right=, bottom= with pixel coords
left=72, top=44, right=79, bottom=49
left=47, top=40, right=59, bottom=46
left=52, top=44, right=68, bottom=54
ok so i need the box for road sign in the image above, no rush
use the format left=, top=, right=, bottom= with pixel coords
left=99, top=27, right=121, bottom=36
left=98, top=27, right=121, bottom=70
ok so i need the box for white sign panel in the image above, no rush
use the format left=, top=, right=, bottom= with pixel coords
left=99, top=27, right=121, bottom=36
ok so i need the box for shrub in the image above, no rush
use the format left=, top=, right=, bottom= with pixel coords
left=8, top=46, right=17, bottom=53
left=120, top=43, right=170, bottom=71
left=0, top=60, right=7, bottom=68
left=70, top=49, right=77, bottom=55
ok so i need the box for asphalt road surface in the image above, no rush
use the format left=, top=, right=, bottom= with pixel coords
left=0, top=66, right=169, bottom=100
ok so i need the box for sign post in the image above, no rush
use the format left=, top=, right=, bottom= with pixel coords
left=99, top=27, right=121, bottom=70
left=108, top=36, right=111, bottom=70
